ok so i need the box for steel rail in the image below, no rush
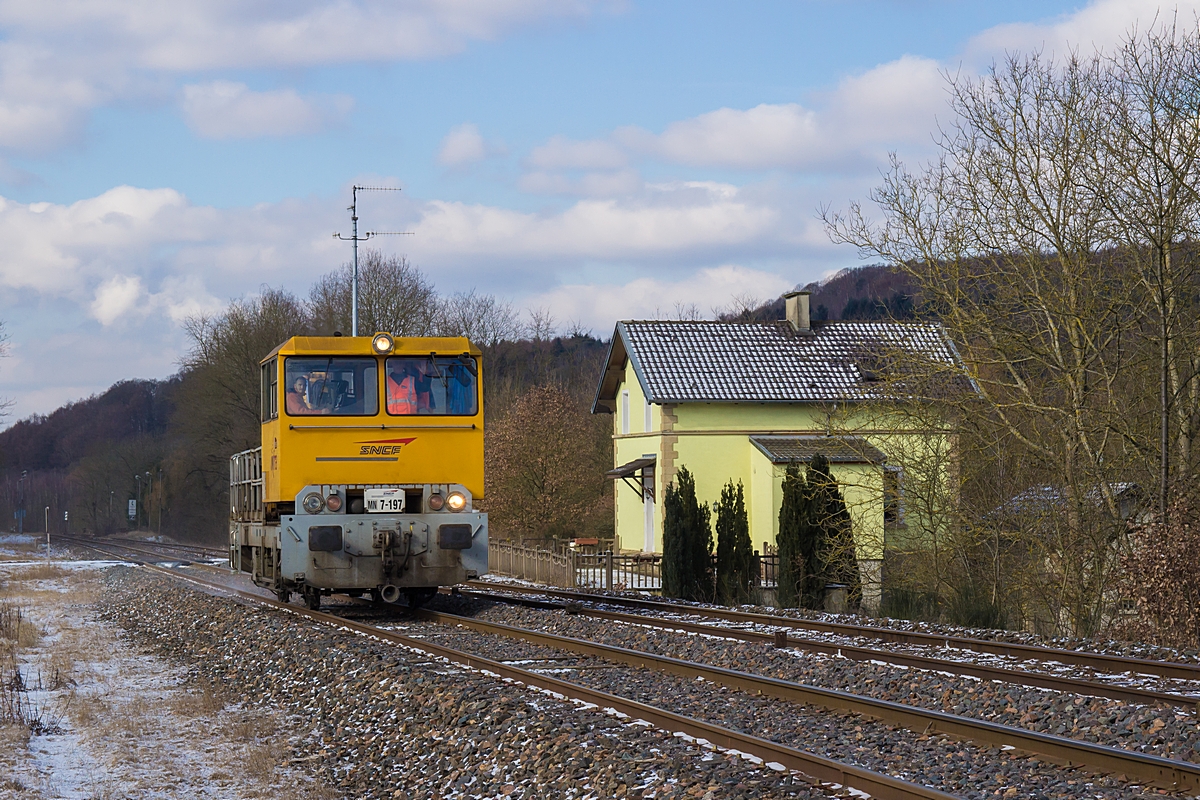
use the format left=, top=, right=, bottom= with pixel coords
left=420, top=606, right=1200, bottom=794
left=106, top=537, right=225, bottom=557
left=468, top=581, right=1200, bottom=682
left=64, top=537, right=215, bottom=563
left=450, top=587, right=1199, bottom=708
left=63, top=540, right=961, bottom=800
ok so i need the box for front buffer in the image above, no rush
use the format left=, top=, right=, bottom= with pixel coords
left=279, top=509, right=487, bottom=609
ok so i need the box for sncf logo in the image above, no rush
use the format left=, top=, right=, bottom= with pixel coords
left=357, top=437, right=415, bottom=456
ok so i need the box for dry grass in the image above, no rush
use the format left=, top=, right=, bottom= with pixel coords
left=0, top=602, right=41, bottom=649
left=168, top=685, right=226, bottom=717
left=5, top=564, right=70, bottom=582
left=0, top=566, right=326, bottom=798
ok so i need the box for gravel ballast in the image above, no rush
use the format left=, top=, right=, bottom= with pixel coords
left=372, top=600, right=1184, bottom=799
left=99, top=567, right=841, bottom=800
left=430, top=595, right=1200, bottom=763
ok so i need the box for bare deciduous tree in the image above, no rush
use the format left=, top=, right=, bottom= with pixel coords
left=825, top=49, right=1146, bottom=634
left=435, top=290, right=522, bottom=346
left=308, top=250, right=438, bottom=336
left=483, top=385, right=612, bottom=543
left=1098, top=24, right=1200, bottom=520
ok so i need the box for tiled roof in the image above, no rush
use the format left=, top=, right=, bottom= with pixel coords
left=594, top=319, right=968, bottom=409
left=750, top=436, right=887, bottom=465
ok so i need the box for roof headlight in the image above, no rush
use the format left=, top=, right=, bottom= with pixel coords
left=371, top=332, right=395, bottom=354
left=446, top=491, right=466, bottom=512
left=325, top=493, right=343, bottom=513
left=427, top=492, right=445, bottom=511
left=302, top=492, right=325, bottom=514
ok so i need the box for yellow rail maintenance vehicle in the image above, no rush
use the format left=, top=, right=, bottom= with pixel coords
left=229, top=332, right=487, bottom=610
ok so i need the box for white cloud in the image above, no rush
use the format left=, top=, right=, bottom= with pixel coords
left=515, top=55, right=944, bottom=183
left=965, top=0, right=1200, bottom=64
left=90, top=274, right=143, bottom=325
left=438, top=123, right=488, bottom=166
left=526, top=135, right=627, bottom=170
left=0, top=0, right=614, bottom=71
left=614, top=56, right=944, bottom=171
left=407, top=181, right=783, bottom=262
left=0, top=1, right=615, bottom=154
left=523, top=265, right=794, bottom=334
left=518, top=168, right=642, bottom=196
left=180, top=81, right=353, bottom=140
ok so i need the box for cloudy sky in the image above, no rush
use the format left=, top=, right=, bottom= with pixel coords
left=0, top=0, right=1189, bottom=423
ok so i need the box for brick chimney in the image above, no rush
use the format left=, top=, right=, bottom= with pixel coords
left=783, top=291, right=811, bottom=332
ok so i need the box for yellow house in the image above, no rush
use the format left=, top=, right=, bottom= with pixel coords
left=591, top=291, right=967, bottom=610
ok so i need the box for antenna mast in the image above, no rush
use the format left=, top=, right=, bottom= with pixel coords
left=334, top=185, right=413, bottom=337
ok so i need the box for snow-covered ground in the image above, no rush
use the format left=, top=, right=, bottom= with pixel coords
left=0, top=563, right=326, bottom=799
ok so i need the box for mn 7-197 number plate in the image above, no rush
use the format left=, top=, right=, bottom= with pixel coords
left=364, top=488, right=404, bottom=513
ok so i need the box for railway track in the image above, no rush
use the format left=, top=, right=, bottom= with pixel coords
left=450, top=586, right=1200, bottom=708
left=467, top=581, right=1200, bottom=683
left=64, top=536, right=1200, bottom=795
left=63, top=538, right=960, bottom=800
left=105, top=536, right=226, bottom=558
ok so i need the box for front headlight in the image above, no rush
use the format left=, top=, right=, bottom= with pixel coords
left=371, top=332, right=394, bottom=354
left=427, top=492, right=445, bottom=511
left=446, top=491, right=466, bottom=512
left=325, top=493, right=343, bottom=513
left=302, top=493, right=325, bottom=514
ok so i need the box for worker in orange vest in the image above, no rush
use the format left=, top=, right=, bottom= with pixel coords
left=388, top=362, right=422, bottom=412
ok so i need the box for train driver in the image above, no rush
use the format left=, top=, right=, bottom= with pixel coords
left=286, top=375, right=315, bottom=415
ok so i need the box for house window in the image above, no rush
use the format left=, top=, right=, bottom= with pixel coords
left=621, top=391, right=630, bottom=434
left=644, top=397, right=653, bottom=432
left=884, top=467, right=904, bottom=526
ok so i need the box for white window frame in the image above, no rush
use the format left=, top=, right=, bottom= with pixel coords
left=620, top=390, right=630, bottom=435
left=643, top=397, right=653, bottom=432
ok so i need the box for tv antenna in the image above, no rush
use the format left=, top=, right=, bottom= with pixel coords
left=333, top=185, right=414, bottom=337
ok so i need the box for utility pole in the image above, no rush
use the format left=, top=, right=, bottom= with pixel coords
left=157, top=468, right=163, bottom=535
left=334, top=186, right=410, bottom=337
left=16, top=470, right=26, bottom=535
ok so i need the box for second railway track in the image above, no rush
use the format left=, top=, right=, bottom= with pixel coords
left=467, top=581, right=1200, bottom=684
left=451, top=586, right=1200, bottom=708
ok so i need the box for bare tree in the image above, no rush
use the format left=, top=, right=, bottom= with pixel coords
left=484, top=385, right=612, bottom=542
left=308, top=250, right=439, bottom=336
left=435, top=290, right=522, bottom=346
left=525, top=307, right=557, bottom=341
left=825, top=50, right=1144, bottom=634
left=181, top=287, right=310, bottom=462
left=1098, top=24, right=1200, bottom=521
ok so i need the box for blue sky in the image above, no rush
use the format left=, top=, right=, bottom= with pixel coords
left=0, top=0, right=1182, bottom=422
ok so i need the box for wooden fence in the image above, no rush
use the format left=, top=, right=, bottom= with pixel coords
left=487, top=540, right=778, bottom=594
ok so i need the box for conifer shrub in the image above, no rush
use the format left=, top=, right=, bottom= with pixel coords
left=776, top=456, right=860, bottom=610
left=661, top=467, right=713, bottom=601
left=715, top=480, right=755, bottom=605
left=776, top=465, right=807, bottom=608
left=808, top=454, right=861, bottom=610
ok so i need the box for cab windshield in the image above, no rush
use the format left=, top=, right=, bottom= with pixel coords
left=284, top=357, right=379, bottom=416
left=385, top=356, right=478, bottom=416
